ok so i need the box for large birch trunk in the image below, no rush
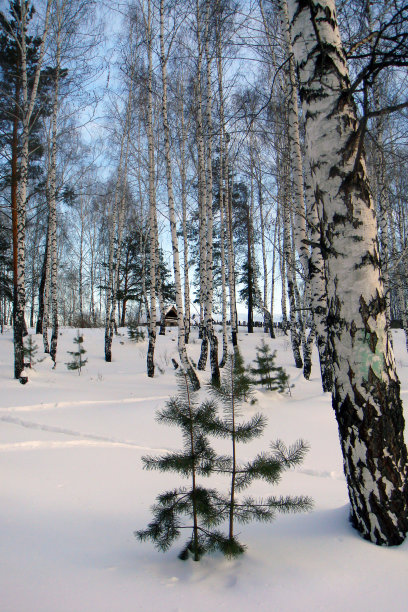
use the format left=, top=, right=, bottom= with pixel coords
left=289, top=0, right=408, bottom=545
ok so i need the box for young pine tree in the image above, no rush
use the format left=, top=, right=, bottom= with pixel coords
left=23, top=335, right=41, bottom=368
left=127, top=322, right=145, bottom=343
left=137, top=354, right=312, bottom=561
left=66, top=331, right=87, bottom=374
left=250, top=340, right=289, bottom=392
left=231, top=346, right=255, bottom=403
left=206, top=352, right=312, bottom=556
left=136, top=370, right=227, bottom=561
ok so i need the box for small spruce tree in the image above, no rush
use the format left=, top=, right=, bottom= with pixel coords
left=137, top=353, right=312, bottom=561
left=66, top=331, right=88, bottom=374
left=135, top=371, right=227, bottom=561
left=127, top=322, right=145, bottom=343
left=23, top=335, right=42, bottom=368
left=230, top=346, right=254, bottom=403
left=250, top=339, right=289, bottom=392
left=205, top=352, right=312, bottom=556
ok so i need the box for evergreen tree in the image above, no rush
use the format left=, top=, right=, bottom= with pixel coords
left=229, top=346, right=255, bottom=403
left=66, top=331, right=87, bottom=374
left=127, top=322, right=145, bottom=343
left=136, top=370, right=226, bottom=561
left=250, top=340, right=289, bottom=392
left=23, top=334, right=41, bottom=368
left=206, top=353, right=312, bottom=556
left=137, top=358, right=312, bottom=561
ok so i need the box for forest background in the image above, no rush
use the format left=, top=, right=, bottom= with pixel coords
left=1, top=0, right=408, bottom=549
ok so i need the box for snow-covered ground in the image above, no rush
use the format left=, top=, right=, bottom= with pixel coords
left=1, top=326, right=408, bottom=612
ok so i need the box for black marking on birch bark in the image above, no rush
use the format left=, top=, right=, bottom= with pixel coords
left=198, top=330, right=208, bottom=371
left=105, top=331, right=112, bottom=363
left=333, top=377, right=408, bottom=545
left=147, top=329, right=156, bottom=378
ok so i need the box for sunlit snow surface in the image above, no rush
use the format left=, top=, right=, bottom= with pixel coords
left=1, top=327, right=407, bottom=611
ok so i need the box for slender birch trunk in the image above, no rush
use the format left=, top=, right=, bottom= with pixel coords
left=203, top=0, right=220, bottom=384
left=159, top=0, right=199, bottom=389
left=196, top=0, right=210, bottom=371
left=105, top=63, right=133, bottom=362
left=218, top=119, right=229, bottom=368
left=13, top=0, right=52, bottom=381
left=42, top=216, right=51, bottom=353
left=146, top=1, right=156, bottom=377
left=178, top=81, right=191, bottom=344
left=216, top=25, right=238, bottom=346
left=36, top=227, right=48, bottom=334
left=256, top=165, right=270, bottom=334
left=246, top=149, right=255, bottom=334
left=47, top=33, right=62, bottom=365
left=305, top=169, right=333, bottom=391
left=278, top=212, right=288, bottom=332
left=289, top=0, right=408, bottom=545
left=278, top=0, right=309, bottom=277
left=282, top=161, right=302, bottom=368
left=269, top=218, right=277, bottom=339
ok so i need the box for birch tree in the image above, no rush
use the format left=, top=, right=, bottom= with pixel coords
left=159, top=0, right=199, bottom=389
left=12, top=0, right=51, bottom=382
left=288, top=0, right=408, bottom=545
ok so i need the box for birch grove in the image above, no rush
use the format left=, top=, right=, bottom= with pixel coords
left=1, top=0, right=408, bottom=547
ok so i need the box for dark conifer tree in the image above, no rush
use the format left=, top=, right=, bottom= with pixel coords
left=66, top=331, right=87, bottom=374
left=137, top=359, right=312, bottom=560
left=206, top=353, right=311, bottom=555
left=250, top=340, right=289, bottom=392
left=23, top=334, right=41, bottom=368
left=136, top=371, right=226, bottom=561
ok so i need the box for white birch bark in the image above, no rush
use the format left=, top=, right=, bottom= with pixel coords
left=269, top=218, right=277, bottom=339
left=218, top=112, right=228, bottom=367
left=104, top=132, right=126, bottom=361
left=255, top=165, right=271, bottom=334
left=282, top=156, right=303, bottom=368
left=278, top=0, right=309, bottom=278
left=304, top=169, right=333, bottom=391
left=288, top=0, right=408, bottom=545
left=13, top=0, right=52, bottom=381
left=177, top=81, right=191, bottom=343
left=42, top=214, right=51, bottom=354
left=47, top=20, right=62, bottom=366
left=202, top=0, right=220, bottom=383
left=216, top=25, right=238, bottom=346
left=195, top=0, right=210, bottom=371
left=146, top=0, right=156, bottom=378
left=159, top=0, right=199, bottom=389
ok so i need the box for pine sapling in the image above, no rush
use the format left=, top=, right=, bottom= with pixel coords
left=228, top=346, right=255, bottom=403
left=66, top=331, right=88, bottom=374
left=205, top=351, right=312, bottom=557
left=23, top=335, right=43, bottom=368
left=135, top=370, right=227, bottom=561
left=127, top=322, right=145, bottom=343
left=250, top=339, right=290, bottom=392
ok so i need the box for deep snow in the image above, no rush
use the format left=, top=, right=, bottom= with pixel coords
left=1, top=326, right=407, bottom=611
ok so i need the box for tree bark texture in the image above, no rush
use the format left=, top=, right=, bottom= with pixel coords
left=289, top=0, right=408, bottom=545
left=159, top=0, right=199, bottom=389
